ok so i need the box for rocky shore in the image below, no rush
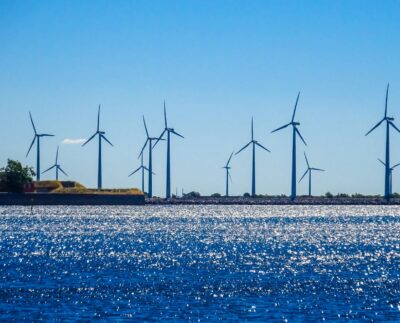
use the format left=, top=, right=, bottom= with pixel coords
left=146, top=196, right=400, bottom=205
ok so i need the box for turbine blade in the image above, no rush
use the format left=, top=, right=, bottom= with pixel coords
left=385, top=83, right=389, bottom=118
left=164, top=100, right=168, bottom=128
left=40, top=134, right=55, bottom=137
left=304, top=152, right=310, bottom=168
left=365, top=119, right=384, bottom=136
left=171, top=130, right=184, bottom=138
left=101, top=134, right=113, bottom=146
left=251, top=117, right=254, bottom=141
left=143, top=115, right=149, bottom=138
left=97, top=104, right=100, bottom=132
left=226, top=151, right=234, bottom=167
left=29, top=112, right=37, bottom=134
left=312, top=168, right=325, bottom=172
left=235, top=141, right=251, bottom=155
left=295, top=128, right=307, bottom=146
left=82, top=133, right=97, bottom=146
left=138, top=139, right=149, bottom=159
left=26, top=136, right=36, bottom=157
left=271, top=123, right=291, bottom=133
left=153, top=129, right=166, bottom=148
left=255, top=142, right=271, bottom=152
left=291, top=91, right=300, bottom=122
left=298, top=169, right=308, bottom=183
left=228, top=171, right=232, bottom=182
left=55, top=146, right=59, bottom=164
left=391, top=162, right=400, bottom=169
left=58, top=167, right=68, bottom=177
left=42, top=165, right=56, bottom=174
left=378, top=158, right=385, bottom=166
left=128, top=166, right=142, bottom=177
left=389, top=121, right=400, bottom=133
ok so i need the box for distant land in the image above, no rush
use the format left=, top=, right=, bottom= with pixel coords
left=147, top=196, right=400, bottom=205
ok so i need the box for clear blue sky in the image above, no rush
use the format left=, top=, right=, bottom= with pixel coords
left=1, top=0, right=400, bottom=196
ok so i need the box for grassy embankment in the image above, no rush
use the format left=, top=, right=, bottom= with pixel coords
left=34, top=180, right=143, bottom=195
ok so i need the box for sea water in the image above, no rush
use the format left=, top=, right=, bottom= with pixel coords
left=0, top=205, right=399, bottom=321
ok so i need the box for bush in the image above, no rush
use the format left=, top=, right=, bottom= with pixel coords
left=211, top=193, right=221, bottom=197
left=186, top=191, right=201, bottom=198
left=325, top=192, right=333, bottom=198
left=0, top=159, right=35, bottom=193
left=352, top=193, right=364, bottom=198
left=336, top=193, right=349, bottom=198
left=243, top=192, right=251, bottom=198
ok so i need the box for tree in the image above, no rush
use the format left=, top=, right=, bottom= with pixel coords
left=0, top=159, right=35, bottom=193
left=186, top=191, right=201, bottom=198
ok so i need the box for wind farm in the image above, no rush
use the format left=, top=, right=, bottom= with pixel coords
left=9, top=86, right=400, bottom=204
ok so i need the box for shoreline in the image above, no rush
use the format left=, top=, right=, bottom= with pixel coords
left=146, top=196, right=400, bottom=205
left=1, top=193, right=400, bottom=206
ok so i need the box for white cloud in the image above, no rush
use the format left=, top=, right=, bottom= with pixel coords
left=62, top=138, right=86, bottom=145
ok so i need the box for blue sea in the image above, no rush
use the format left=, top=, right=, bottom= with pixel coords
left=0, top=205, right=400, bottom=321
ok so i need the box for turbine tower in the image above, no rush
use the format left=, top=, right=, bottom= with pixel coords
left=154, top=101, right=184, bottom=199
left=129, top=154, right=151, bottom=194
left=138, top=116, right=162, bottom=197
left=298, top=152, right=324, bottom=196
left=42, top=146, right=68, bottom=180
left=378, top=159, right=400, bottom=196
left=236, top=118, right=270, bottom=197
left=365, top=84, right=400, bottom=200
left=272, top=92, right=307, bottom=200
left=26, top=112, right=54, bottom=181
left=82, top=105, right=113, bottom=190
left=222, top=151, right=234, bottom=197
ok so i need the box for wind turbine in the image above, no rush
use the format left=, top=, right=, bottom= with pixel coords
left=365, top=84, right=400, bottom=200
left=129, top=154, right=151, bottom=194
left=154, top=101, right=184, bottom=198
left=222, top=151, right=234, bottom=197
left=378, top=158, right=400, bottom=196
left=26, top=112, right=54, bottom=181
left=82, top=105, right=113, bottom=190
left=138, top=116, right=162, bottom=197
left=272, top=92, right=307, bottom=200
left=299, top=152, right=324, bottom=196
left=42, top=146, right=68, bottom=180
left=236, top=118, right=270, bottom=197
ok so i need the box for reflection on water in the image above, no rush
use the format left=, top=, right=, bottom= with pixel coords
left=0, top=205, right=400, bottom=321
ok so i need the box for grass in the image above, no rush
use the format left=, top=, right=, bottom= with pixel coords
left=34, top=180, right=143, bottom=195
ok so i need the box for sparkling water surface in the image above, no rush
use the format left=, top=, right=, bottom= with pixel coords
left=1, top=205, right=400, bottom=321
